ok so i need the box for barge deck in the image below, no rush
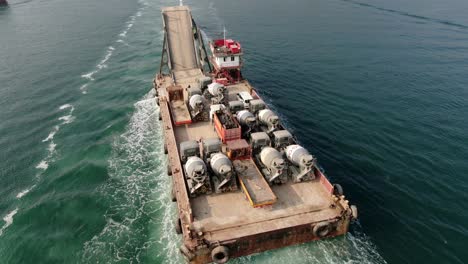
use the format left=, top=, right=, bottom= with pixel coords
left=154, top=5, right=357, bottom=264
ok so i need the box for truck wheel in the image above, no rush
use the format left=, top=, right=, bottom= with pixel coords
left=211, top=246, right=229, bottom=264
left=333, top=184, right=343, bottom=196
left=313, top=221, right=332, bottom=238
left=171, top=188, right=177, bottom=202
left=175, top=218, right=182, bottom=234
left=351, top=205, right=358, bottom=220
left=158, top=112, right=162, bottom=120
left=164, top=143, right=168, bottom=154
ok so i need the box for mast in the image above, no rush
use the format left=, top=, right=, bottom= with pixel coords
left=223, top=26, right=226, bottom=46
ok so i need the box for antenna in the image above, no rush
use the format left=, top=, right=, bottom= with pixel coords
left=223, top=26, right=226, bottom=46
left=179, top=0, right=183, bottom=6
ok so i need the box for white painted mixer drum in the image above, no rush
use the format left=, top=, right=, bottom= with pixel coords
left=207, top=82, right=224, bottom=96
left=189, top=94, right=203, bottom=109
left=260, top=147, right=283, bottom=168
left=236, top=110, right=255, bottom=125
left=210, top=153, right=232, bottom=177
left=185, top=156, right=207, bottom=177
left=286, top=145, right=312, bottom=166
left=258, top=109, right=278, bottom=125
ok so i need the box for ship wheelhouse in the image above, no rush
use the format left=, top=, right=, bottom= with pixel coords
left=210, top=39, right=243, bottom=84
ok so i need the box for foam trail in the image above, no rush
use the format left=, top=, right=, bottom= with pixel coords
left=154, top=178, right=182, bottom=264
left=42, top=125, right=59, bottom=142
left=36, top=103, right=74, bottom=170
left=47, top=142, right=56, bottom=153
left=80, top=84, right=89, bottom=94
left=58, top=115, right=75, bottom=124
left=58, top=103, right=75, bottom=124
left=119, top=16, right=136, bottom=38
left=81, top=90, right=183, bottom=263
left=0, top=208, right=18, bottom=237
left=81, top=71, right=96, bottom=81
left=16, top=185, right=35, bottom=198
left=116, top=39, right=130, bottom=47
left=96, top=46, right=115, bottom=70
left=229, top=226, right=386, bottom=264
left=80, top=46, right=115, bottom=81
left=59, top=103, right=74, bottom=110
left=79, top=8, right=141, bottom=94
left=36, top=160, right=48, bottom=170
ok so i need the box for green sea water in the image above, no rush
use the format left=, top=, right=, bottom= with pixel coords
left=1, top=0, right=467, bottom=263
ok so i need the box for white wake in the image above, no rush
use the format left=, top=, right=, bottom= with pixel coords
left=81, top=90, right=182, bottom=263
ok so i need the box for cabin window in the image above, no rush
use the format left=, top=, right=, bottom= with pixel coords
left=231, top=56, right=235, bottom=61
left=223, top=57, right=226, bottom=62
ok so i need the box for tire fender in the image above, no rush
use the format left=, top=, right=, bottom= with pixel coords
left=175, top=218, right=182, bottom=234
left=350, top=205, right=358, bottom=220
left=167, top=163, right=172, bottom=176
left=313, top=221, right=333, bottom=238
left=333, top=184, right=343, bottom=196
left=211, top=246, right=229, bottom=264
left=171, top=187, right=177, bottom=202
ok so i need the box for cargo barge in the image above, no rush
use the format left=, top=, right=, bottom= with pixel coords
left=153, top=5, right=358, bottom=264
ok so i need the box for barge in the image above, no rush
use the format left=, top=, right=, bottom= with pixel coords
left=153, top=5, right=358, bottom=264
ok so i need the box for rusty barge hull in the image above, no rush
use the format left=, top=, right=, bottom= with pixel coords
left=153, top=5, right=356, bottom=264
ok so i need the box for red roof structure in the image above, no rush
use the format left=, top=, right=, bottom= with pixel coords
left=212, top=39, right=242, bottom=55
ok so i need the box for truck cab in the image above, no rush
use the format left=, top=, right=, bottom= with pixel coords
left=180, top=140, right=200, bottom=163
left=237, top=91, right=253, bottom=110
left=249, top=132, right=271, bottom=153
left=272, top=130, right=294, bottom=150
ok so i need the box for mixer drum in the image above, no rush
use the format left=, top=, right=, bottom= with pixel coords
left=185, top=156, right=207, bottom=182
left=260, top=147, right=284, bottom=169
left=210, top=153, right=233, bottom=179
left=258, top=109, right=279, bottom=131
left=285, top=145, right=314, bottom=167
left=237, top=110, right=256, bottom=126
left=207, top=82, right=224, bottom=97
left=189, top=94, right=204, bottom=110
